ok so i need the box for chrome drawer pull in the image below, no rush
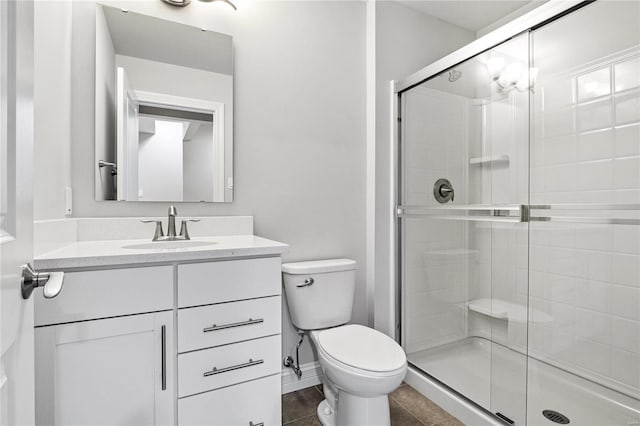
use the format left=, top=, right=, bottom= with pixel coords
left=161, top=325, right=167, bottom=391
left=249, top=422, right=264, bottom=426
left=203, top=318, right=264, bottom=333
left=203, top=358, right=264, bottom=377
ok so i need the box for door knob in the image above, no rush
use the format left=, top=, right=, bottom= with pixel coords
left=21, top=263, right=64, bottom=300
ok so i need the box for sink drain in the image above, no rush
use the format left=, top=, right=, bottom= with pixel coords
left=543, top=410, right=570, bottom=424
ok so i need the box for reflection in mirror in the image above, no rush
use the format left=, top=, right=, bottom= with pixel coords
left=95, top=5, right=233, bottom=202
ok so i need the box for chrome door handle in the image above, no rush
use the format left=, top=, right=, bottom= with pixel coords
left=203, top=358, right=264, bottom=377
left=21, top=263, right=64, bottom=300
left=296, top=278, right=314, bottom=288
left=203, top=318, right=264, bottom=333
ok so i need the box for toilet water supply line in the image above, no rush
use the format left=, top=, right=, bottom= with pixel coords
left=283, top=331, right=305, bottom=378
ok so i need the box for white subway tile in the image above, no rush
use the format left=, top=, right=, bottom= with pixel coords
left=612, top=253, right=640, bottom=287
left=615, top=124, right=640, bottom=157
left=577, top=129, right=613, bottom=161
left=573, top=339, right=611, bottom=377
left=544, top=135, right=576, bottom=164
left=578, top=68, right=611, bottom=101
left=613, top=156, right=640, bottom=189
left=615, top=93, right=640, bottom=125
left=615, top=58, right=640, bottom=92
left=577, top=159, right=613, bottom=191
left=614, top=226, right=640, bottom=254
left=611, top=316, right=640, bottom=354
left=543, top=77, right=575, bottom=110
left=611, top=285, right=640, bottom=320
left=544, top=106, right=575, bottom=138
left=578, top=99, right=612, bottom=132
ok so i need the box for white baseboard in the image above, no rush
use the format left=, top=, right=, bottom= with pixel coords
left=281, top=361, right=324, bottom=395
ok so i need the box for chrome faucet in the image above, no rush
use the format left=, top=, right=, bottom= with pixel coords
left=167, top=205, right=178, bottom=238
left=141, top=206, right=200, bottom=241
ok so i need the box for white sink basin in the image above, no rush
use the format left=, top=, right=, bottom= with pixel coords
left=122, top=240, right=218, bottom=250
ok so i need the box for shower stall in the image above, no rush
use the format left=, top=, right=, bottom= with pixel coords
left=395, top=2, right=640, bottom=425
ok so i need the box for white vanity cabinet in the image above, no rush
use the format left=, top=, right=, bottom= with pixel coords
left=34, top=250, right=284, bottom=426
left=176, top=257, right=282, bottom=426
left=34, top=266, right=175, bottom=426
left=35, top=311, right=175, bottom=426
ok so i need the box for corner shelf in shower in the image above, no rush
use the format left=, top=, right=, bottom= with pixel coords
left=467, top=298, right=552, bottom=324
left=468, top=155, right=510, bottom=167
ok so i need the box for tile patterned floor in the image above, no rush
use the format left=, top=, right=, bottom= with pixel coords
left=282, top=382, right=463, bottom=426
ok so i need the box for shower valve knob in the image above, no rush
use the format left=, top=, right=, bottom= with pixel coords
left=433, top=178, right=454, bottom=203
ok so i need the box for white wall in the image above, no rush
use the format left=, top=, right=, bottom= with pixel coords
left=374, top=1, right=475, bottom=336
left=59, top=0, right=367, bottom=366
left=183, top=123, right=215, bottom=202
left=138, top=121, right=184, bottom=201
left=34, top=1, right=72, bottom=220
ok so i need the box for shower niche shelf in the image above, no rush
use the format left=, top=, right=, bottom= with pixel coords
left=467, top=298, right=552, bottom=324
left=469, top=155, right=510, bottom=167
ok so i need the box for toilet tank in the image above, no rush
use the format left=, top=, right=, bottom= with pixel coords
left=282, top=259, right=356, bottom=330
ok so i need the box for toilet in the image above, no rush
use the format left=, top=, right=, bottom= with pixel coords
left=282, top=259, right=407, bottom=426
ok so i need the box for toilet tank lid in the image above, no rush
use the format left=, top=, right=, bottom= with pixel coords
left=282, top=258, right=356, bottom=274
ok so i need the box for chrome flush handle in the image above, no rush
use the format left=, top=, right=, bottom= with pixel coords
left=296, top=277, right=315, bottom=288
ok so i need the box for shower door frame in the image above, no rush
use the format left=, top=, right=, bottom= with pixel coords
left=390, top=1, right=595, bottom=424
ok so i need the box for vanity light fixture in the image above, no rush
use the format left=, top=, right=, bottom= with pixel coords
left=161, top=0, right=237, bottom=10
left=162, top=0, right=191, bottom=6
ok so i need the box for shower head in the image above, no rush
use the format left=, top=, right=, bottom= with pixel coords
left=448, top=69, right=462, bottom=82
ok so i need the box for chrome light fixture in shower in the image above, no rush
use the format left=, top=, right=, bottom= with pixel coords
left=162, top=0, right=237, bottom=10
left=486, top=56, right=538, bottom=92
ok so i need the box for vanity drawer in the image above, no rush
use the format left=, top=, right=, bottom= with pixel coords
left=178, top=374, right=281, bottom=426
left=35, top=266, right=173, bottom=326
left=178, top=257, right=281, bottom=308
left=178, top=334, right=280, bottom=397
left=178, top=296, right=281, bottom=353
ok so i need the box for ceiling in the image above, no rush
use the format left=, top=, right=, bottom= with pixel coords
left=103, top=5, right=233, bottom=75
left=396, top=1, right=544, bottom=32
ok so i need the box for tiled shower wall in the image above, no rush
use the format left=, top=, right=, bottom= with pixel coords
left=528, top=53, right=640, bottom=395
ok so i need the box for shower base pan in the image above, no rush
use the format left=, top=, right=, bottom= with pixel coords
left=407, top=337, right=640, bottom=425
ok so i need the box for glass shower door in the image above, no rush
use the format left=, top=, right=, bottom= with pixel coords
left=527, top=2, right=640, bottom=425
left=399, top=33, right=531, bottom=423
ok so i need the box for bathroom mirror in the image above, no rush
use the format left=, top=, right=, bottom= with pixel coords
left=94, top=5, right=233, bottom=202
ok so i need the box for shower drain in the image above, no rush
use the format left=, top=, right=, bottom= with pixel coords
left=542, top=410, right=570, bottom=424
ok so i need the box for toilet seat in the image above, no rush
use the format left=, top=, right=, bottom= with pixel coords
left=315, top=324, right=406, bottom=374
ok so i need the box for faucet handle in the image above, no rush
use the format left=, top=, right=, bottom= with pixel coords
left=141, top=219, right=164, bottom=241
left=179, top=219, right=200, bottom=240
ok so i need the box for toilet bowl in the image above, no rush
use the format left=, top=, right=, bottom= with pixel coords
left=311, top=325, right=407, bottom=426
left=282, top=259, right=407, bottom=426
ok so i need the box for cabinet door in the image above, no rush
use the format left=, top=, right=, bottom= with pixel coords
left=35, top=311, right=175, bottom=426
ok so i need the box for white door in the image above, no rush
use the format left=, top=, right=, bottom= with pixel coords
left=116, top=67, right=139, bottom=201
left=0, top=1, right=35, bottom=425
left=35, top=311, right=175, bottom=425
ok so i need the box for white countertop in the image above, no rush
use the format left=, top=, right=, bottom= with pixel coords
left=34, top=235, right=288, bottom=270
